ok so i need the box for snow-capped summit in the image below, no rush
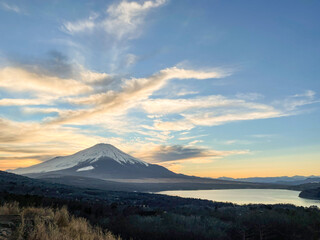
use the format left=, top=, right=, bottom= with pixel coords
left=11, top=143, right=149, bottom=175
left=68, top=143, right=149, bottom=166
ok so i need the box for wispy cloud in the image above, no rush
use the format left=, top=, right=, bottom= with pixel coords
left=236, top=92, right=264, bottom=101
left=177, top=89, right=199, bottom=96
left=152, top=119, right=194, bottom=131
left=0, top=67, right=92, bottom=96
left=60, top=0, right=167, bottom=72
left=221, top=139, right=253, bottom=145
left=281, top=90, right=319, bottom=111
left=150, top=109, right=283, bottom=132
left=22, top=107, right=62, bottom=114
left=178, top=134, right=207, bottom=141
left=124, top=53, right=139, bottom=67
left=103, top=0, right=166, bottom=39
left=0, top=98, right=53, bottom=106
left=0, top=2, right=21, bottom=13
left=140, top=95, right=271, bottom=115
left=143, top=90, right=319, bottom=132
left=62, top=0, right=166, bottom=39
left=62, top=13, right=98, bottom=34
left=250, top=134, right=277, bottom=139
left=0, top=52, right=113, bottom=105
left=182, top=110, right=284, bottom=127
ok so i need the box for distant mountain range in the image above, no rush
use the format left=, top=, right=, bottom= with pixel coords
left=218, top=176, right=320, bottom=185
left=9, top=143, right=285, bottom=192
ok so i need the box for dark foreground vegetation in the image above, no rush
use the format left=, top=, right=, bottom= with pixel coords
left=0, top=202, right=119, bottom=240
left=0, top=171, right=320, bottom=240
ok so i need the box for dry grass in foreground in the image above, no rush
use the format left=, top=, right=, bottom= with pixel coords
left=0, top=202, right=120, bottom=240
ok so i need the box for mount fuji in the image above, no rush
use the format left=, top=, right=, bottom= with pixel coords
left=11, top=143, right=178, bottom=180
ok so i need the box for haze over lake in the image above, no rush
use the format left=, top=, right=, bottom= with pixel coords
left=158, top=189, right=320, bottom=207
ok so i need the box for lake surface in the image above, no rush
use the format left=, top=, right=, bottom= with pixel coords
left=158, top=189, right=320, bottom=207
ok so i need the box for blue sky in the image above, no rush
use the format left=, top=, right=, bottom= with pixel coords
left=0, top=0, right=319, bottom=177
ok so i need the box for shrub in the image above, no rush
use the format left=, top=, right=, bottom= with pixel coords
left=0, top=202, right=119, bottom=240
left=0, top=201, right=20, bottom=215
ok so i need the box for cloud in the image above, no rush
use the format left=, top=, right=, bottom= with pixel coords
left=0, top=2, right=21, bottom=13
left=188, top=140, right=203, bottom=145
left=124, top=53, right=138, bottom=67
left=177, top=89, right=199, bottom=96
left=62, top=0, right=166, bottom=39
left=143, top=90, right=319, bottom=132
left=103, top=0, right=166, bottom=39
left=62, top=13, right=98, bottom=34
left=2, top=55, right=316, bottom=148
left=153, top=119, right=194, bottom=131
left=139, top=94, right=284, bottom=131
left=182, top=110, right=284, bottom=127
left=60, top=1, right=168, bottom=72
left=281, top=90, right=319, bottom=111
left=0, top=98, right=53, bottom=106
left=294, top=90, right=315, bottom=98
left=153, top=109, right=283, bottom=132
left=134, top=144, right=247, bottom=163
left=0, top=53, right=112, bottom=109
left=79, top=67, right=110, bottom=83
left=7, top=50, right=110, bottom=83
left=140, top=95, right=266, bottom=115
left=22, top=107, right=62, bottom=114
left=236, top=92, right=264, bottom=101
left=0, top=67, right=92, bottom=96
left=47, top=66, right=226, bottom=124
left=178, top=134, right=207, bottom=141
left=0, top=118, right=104, bottom=146
left=250, top=134, right=277, bottom=139
left=17, top=56, right=314, bottom=138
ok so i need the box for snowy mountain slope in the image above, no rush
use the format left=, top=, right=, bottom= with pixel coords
left=11, top=143, right=149, bottom=175
left=10, top=143, right=178, bottom=180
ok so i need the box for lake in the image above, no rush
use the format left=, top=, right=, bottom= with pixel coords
left=158, top=189, right=320, bottom=207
